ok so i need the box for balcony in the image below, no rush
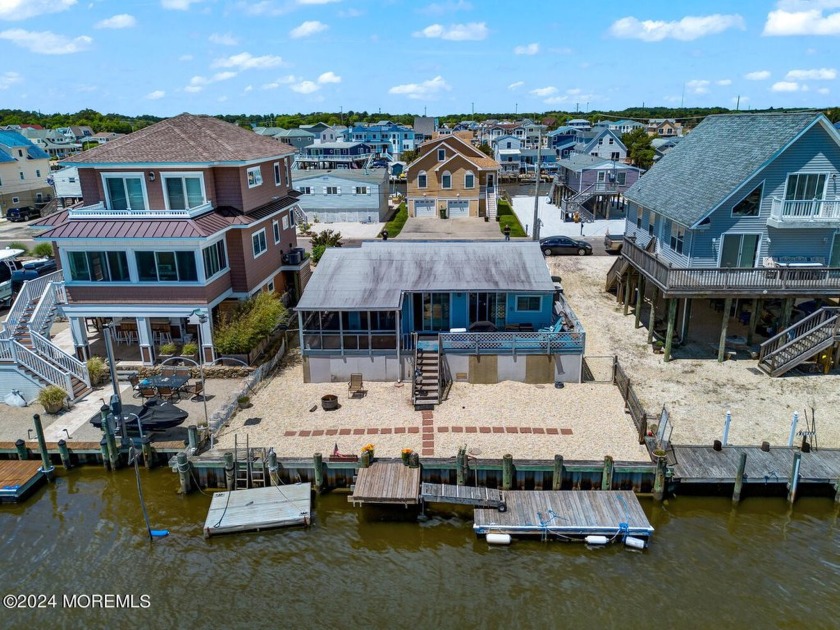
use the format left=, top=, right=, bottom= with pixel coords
left=67, top=200, right=214, bottom=220
left=768, top=196, right=840, bottom=227
left=623, top=237, right=840, bottom=297
left=439, top=330, right=584, bottom=355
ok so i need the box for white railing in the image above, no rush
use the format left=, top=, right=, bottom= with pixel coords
left=487, top=189, right=498, bottom=219
left=2, top=271, right=63, bottom=336
left=292, top=205, right=308, bottom=225
left=67, top=200, right=213, bottom=219
left=770, top=197, right=840, bottom=222
left=439, top=331, right=585, bottom=355
left=30, top=330, right=90, bottom=388
left=0, top=338, right=74, bottom=396
left=29, top=280, right=65, bottom=337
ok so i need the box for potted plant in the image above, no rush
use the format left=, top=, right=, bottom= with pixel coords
left=401, top=448, right=413, bottom=466
left=38, top=385, right=67, bottom=414
left=652, top=341, right=665, bottom=354
left=181, top=342, right=198, bottom=360
left=361, top=443, right=375, bottom=460
left=159, top=342, right=178, bottom=362
left=86, top=356, right=108, bottom=386
left=237, top=395, right=251, bottom=409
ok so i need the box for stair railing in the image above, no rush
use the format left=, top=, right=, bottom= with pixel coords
left=30, top=330, right=90, bottom=388
left=758, top=307, right=840, bottom=364
left=29, top=280, right=66, bottom=338
left=0, top=338, right=74, bottom=395
left=2, top=271, right=63, bottom=337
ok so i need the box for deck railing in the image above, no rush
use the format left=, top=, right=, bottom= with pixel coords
left=0, top=338, right=74, bottom=395
left=770, top=197, right=840, bottom=223
left=439, top=330, right=584, bottom=355
left=2, top=271, right=64, bottom=337
left=30, top=331, right=90, bottom=388
left=67, top=201, right=213, bottom=219
left=623, top=238, right=840, bottom=294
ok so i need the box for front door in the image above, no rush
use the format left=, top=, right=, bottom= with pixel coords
left=720, top=233, right=760, bottom=267
left=412, top=292, right=451, bottom=331
left=469, top=292, right=506, bottom=328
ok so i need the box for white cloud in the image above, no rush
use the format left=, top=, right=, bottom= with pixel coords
left=212, top=52, right=283, bottom=70
left=745, top=70, right=771, bottom=80
left=262, top=75, right=298, bottom=89
left=716, top=79, right=732, bottom=86
left=317, top=71, right=341, bottom=84
left=244, top=85, right=253, bottom=92
left=339, top=8, right=363, bottom=17
left=686, top=79, right=711, bottom=94
left=388, top=75, right=451, bottom=100
left=513, top=43, right=539, bottom=55
left=0, top=29, right=92, bottom=54
left=184, top=85, right=203, bottom=93
left=413, top=22, right=488, bottom=40
left=0, top=71, right=22, bottom=89
left=212, top=71, right=237, bottom=82
left=290, top=20, right=328, bottom=38
left=764, top=4, right=840, bottom=36
left=161, top=0, right=204, bottom=9
left=95, top=14, right=136, bottom=29
left=771, top=81, right=802, bottom=92
left=785, top=67, right=836, bottom=80
left=543, top=96, right=569, bottom=105
left=530, top=86, right=557, bottom=97
left=184, top=71, right=236, bottom=93
left=608, top=14, right=745, bottom=41
left=209, top=33, right=239, bottom=45
left=218, top=95, right=228, bottom=102
left=146, top=90, right=165, bottom=100
left=418, top=0, right=472, bottom=15
left=818, top=86, right=831, bottom=94
left=508, top=81, right=524, bottom=90
left=291, top=80, right=319, bottom=94
left=0, top=0, right=76, bottom=21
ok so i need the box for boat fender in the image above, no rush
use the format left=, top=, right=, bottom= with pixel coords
left=585, top=535, right=609, bottom=546
left=487, top=533, right=511, bottom=546
left=624, top=536, right=646, bottom=550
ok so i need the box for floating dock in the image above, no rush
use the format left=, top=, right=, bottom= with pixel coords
left=203, top=483, right=311, bottom=538
left=421, top=483, right=505, bottom=509
left=670, top=446, right=840, bottom=484
left=473, top=490, right=653, bottom=540
left=0, top=460, right=46, bottom=503
left=349, top=462, right=421, bottom=505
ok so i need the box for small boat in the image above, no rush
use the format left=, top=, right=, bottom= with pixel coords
left=89, top=397, right=189, bottom=432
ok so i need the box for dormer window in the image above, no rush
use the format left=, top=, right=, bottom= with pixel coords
left=437, top=148, right=445, bottom=161
left=247, top=166, right=263, bottom=188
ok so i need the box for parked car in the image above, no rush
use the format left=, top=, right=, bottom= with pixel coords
left=6, top=206, right=41, bottom=222
left=11, top=257, right=57, bottom=293
left=539, top=236, right=592, bottom=256
left=604, top=233, right=625, bottom=254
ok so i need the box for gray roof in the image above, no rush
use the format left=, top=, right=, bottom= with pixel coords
left=296, top=241, right=555, bottom=311
left=292, top=168, right=387, bottom=185
left=556, top=153, right=615, bottom=172
left=624, top=112, right=827, bottom=227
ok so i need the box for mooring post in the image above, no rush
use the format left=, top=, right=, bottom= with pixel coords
left=634, top=277, right=645, bottom=329
left=141, top=435, right=154, bottom=470
left=647, top=288, right=659, bottom=344
left=360, top=450, right=371, bottom=469
left=717, top=297, right=733, bottom=362
left=456, top=447, right=466, bottom=486
left=101, top=405, right=120, bottom=470
left=408, top=452, right=420, bottom=468
left=32, top=414, right=54, bottom=481
left=223, top=451, right=235, bottom=490
left=187, top=424, right=198, bottom=454
left=267, top=450, right=280, bottom=487
left=732, top=451, right=747, bottom=505
left=653, top=453, right=668, bottom=502
left=57, top=439, right=72, bottom=470
left=787, top=451, right=801, bottom=504
left=787, top=411, right=799, bottom=447
left=313, top=452, right=324, bottom=492
left=99, top=437, right=110, bottom=470
left=601, top=455, right=614, bottom=491
left=502, top=454, right=514, bottom=491
left=663, top=299, right=678, bottom=362
left=552, top=455, right=564, bottom=491
left=722, top=410, right=732, bottom=446
left=15, top=438, right=28, bottom=461
left=177, top=451, right=192, bottom=494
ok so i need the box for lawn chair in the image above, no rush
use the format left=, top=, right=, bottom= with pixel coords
left=161, top=367, right=177, bottom=377
left=182, top=380, right=204, bottom=401
left=348, top=373, right=367, bottom=398
left=157, top=385, right=180, bottom=402
left=139, top=386, right=157, bottom=400
left=129, top=374, right=141, bottom=398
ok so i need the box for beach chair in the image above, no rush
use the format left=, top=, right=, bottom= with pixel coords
left=139, top=386, right=157, bottom=401
left=157, top=385, right=180, bottom=402
left=348, top=373, right=367, bottom=398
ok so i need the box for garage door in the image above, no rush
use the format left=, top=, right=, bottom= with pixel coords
left=448, top=200, right=469, bottom=218
left=414, top=200, right=435, bottom=218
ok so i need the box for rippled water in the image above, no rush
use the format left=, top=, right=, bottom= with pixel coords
left=1, top=467, right=839, bottom=629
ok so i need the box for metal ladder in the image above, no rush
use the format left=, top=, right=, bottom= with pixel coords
left=250, top=448, right=268, bottom=488
left=234, top=434, right=250, bottom=490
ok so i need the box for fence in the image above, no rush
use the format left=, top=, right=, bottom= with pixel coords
left=582, top=355, right=615, bottom=383
left=613, top=358, right=649, bottom=444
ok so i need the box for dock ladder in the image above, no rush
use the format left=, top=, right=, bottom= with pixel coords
left=234, top=434, right=251, bottom=490
left=250, top=448, right=268, bottom=488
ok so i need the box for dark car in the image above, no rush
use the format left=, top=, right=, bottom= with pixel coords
left=11, top=258, right=57, bottom=293
left=6, top=206, right=41, bottom=222
left=539, top=235, right=592, bottom=256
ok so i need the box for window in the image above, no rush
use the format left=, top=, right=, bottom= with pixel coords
left=36, top=193, right=43, bottom=202
left=636, top=207, right=643, bottom=229
left=299, top=186, right=312, bottom=195
left=355, top=186, right=369, bottom=195
left=67, top=251, right=130, bottom=282
left=516, top=295, right=542, bottom=312
left=326, top=186, right=339, bottom=195
left=418, top=171, right=427, bottom=188
left=267, top=280, right=275, bottom=293
left=19, top=172, right=24, bottom=180
left=437, top=148, right=445, bottom=161
left=273, top=220, right=281, bottom=244
left=103, top=174, right=146, bottom=210
left=732, top=184, right=762, bottom=217
left=785, top=173, right=826, bottom=200
left=282, top=215, right=289, bottom=230
left=68, top=177, right=76, bottom=183
left=608, top=137, right=614, bottom=145
left=616, top=172, right=626, bottom=186
left=274, top=162, right=281, bottom=186
left=136, top=251, right=197, bottom=282
left=252, top=229, right=267, bottom=258
left=648, top=211, right=656, bottom=237
left=163, top=174, right=204, bottom=210
left=611, top=152, right=621, bottom=161
left=202, top=240, right=227, bottom=278
left=247, top=166, right=263, bottom=188
left=464, top=172, right=475, bottom=188
left=12, top=196, right=19, bottom=204
left=669, top=224, right=685, bottom=254
left=441, top=171, right=452, bottom=189
left=36, top=169, right=41, bottom=177
left=598, top=171, right=606, bottom=182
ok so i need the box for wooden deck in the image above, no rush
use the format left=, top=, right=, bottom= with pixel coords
left=349, top=462, right=421, bottom=505
left=671, top=446, right=840, bottom=484
left=0, top=460, right=46, bottom=503
left=473, top=490, right=653, bottom=539
left=203, top=483, right=311, bottom=538
left=420, top=483, right=504, bottom=509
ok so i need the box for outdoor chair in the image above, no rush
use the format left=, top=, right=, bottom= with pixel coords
left=161, top=367, right=177, bottom=377
left=182, top=380, right=204, bottom=401
left=129, top=374, right=141, bottom=398
left=348, top=373, right=367, bottom=398
left=139, top=386, right=157, bottom=400
left=157, top=385, right=180, bottom=402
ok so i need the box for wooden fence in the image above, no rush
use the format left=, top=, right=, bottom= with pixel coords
left=613, top=359, right=648, bottom=444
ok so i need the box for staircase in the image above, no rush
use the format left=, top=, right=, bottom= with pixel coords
left=758, top=307, right=840, bottom=377
left=0, top=271, right=91, bottom=402
left=292, top=205, right=308, bottom=226
left=605, top=256, right=630, bottom=293
left=413, top=335, right=442, bottom=409
left=486, top=188, right=498, bottom=220
left=561, top=183, right=597, bottom=223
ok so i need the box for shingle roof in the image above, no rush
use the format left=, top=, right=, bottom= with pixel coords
left=0, top=130, right=50, bottom=159
left=62, top=113, right=294, bottom=165
left=624, top=112, right=827, bottom=227
left=296, top=241, right=555, bottom=310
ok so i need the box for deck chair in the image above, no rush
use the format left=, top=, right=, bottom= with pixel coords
left=182, top=380, right=203, bottom=401
left=348, top=373, right=367, bottom=398
left=157, top=385, right=180, bottom=402
left=139, top=386, right=157, bottom=400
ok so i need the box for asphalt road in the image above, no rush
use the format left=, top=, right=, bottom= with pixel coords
left=0, top=217, right=41, bottom=250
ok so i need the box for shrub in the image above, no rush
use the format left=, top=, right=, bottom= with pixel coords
left=308, top=229, right=343, bottom=248
left=8, top=241, right=30, bottom=256
left=86, top=356, right=108, bottom=385
left=213, top=292, right=287, bottom=355
left=159, top=342, right=178, bottom=355
left=311, top=244, right=327, bottom=264
left=32, top=243, right=54, bottom=258
left=38, top=385, right=67, bottom=410
left=181, top=342, right=198, bottom=356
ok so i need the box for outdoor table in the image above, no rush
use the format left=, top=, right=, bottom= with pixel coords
left=141, top=374, right=190, bottom=390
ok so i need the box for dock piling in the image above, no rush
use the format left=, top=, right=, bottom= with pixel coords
left=15, top=438, right=28, bottom=461
left=99, top=438, right=110, bottom=470
left=177, top=452, right=192, bottom=494
left=187, top=425, right=198, bottom=454
left=408, top=452, right=420, bottom=468
left=653, top=453, right=667, bottom=501
left=601, top=455, right=614, bottom=491
left=141, top=436, right=154, bottom=469
left=732, top=452, right=747, bottom=504
left=32, top=415, right=54, bottom=482
left=552, top=455, right=564, bottom=491
left=787, top=451, right=801, bottom=504
left=57, top=439, right=72, bottom=470
left=360, top=451, right=371, bottom=469
left=502, top=454, right=514, bottom=491
left=101, top=405, right=120, bottom=470
left=223, top=451, right=235, bottom=490
left=456, top=447, right=467, bottom=486
left=313, top=452, right=323, bottom=491
left=268, top=450, right=280, bottom=486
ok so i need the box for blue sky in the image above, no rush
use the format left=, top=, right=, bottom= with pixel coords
left=1, top=0, right=839, bottom=116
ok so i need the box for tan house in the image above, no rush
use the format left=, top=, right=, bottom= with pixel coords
left=406, top=135, right=501, bottom=219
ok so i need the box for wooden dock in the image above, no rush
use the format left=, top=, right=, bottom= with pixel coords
left=420, top=483, right=505, bottom=509
left=349, top=462, right=421, bottom=505
left=0, top=460, right=46, bottom=503
left=671, top=446, right=840, bottom=484
left=203, top=483, right=311, bottom=538
left=473, top=490, right=654, bottom=539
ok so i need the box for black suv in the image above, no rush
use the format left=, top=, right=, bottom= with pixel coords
left=6, top=206, right=42, bottom=222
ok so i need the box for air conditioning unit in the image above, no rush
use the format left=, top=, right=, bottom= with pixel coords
left=286, top=251, right=302, bottom=265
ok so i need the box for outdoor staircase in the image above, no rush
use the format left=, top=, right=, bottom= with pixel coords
left=413, top=336, right=442, bottom=410
left=486, top=188, right=498, bottom=220
left=560, top=185, right=597, bottom=223
left=605, top=256, right=630, bottom=293
left=757, top=307, right=840, bottom=377
left=292, top=205, right=309, bottom=226
left=0, top=271, right=91, bottom=401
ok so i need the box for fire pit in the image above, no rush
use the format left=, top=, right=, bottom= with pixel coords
left=321, top=394, right=339, bottom=411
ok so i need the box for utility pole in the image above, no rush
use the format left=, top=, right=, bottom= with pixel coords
left=532, top=126, right=542, bottom=241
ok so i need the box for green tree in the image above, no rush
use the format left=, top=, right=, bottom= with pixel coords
left=622, top=128, right=655, bottom=170
left=478, top=142, right=492, bottom=157
left=306, top=229, right=343, bottom=264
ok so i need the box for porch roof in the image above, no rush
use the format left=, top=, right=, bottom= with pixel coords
left=296, top=241, right=555, bottom=311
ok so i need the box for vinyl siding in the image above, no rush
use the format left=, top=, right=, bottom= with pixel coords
left=295, top=174, right=388, bottom=222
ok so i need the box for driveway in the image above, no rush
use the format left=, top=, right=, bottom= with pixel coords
left=396, top=217, right=503, bottom=240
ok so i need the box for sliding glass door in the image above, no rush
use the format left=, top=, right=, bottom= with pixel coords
left=720, top=233, right=760, bottom=267
left=412, top=293, right=451, bottom=331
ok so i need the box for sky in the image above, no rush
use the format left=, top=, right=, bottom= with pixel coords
left=1, top=0, right=839, bottom=117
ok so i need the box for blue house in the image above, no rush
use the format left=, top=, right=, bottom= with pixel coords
left=295, top=242, right=584, bottom=403
left=614, top=111, right=840, bottom=373
left=292, top=168, right=388, bottom=224
left=346, top=121, right=416, bottom=161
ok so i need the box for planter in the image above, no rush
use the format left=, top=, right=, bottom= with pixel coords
left=321, top=394, right=339, bottom=411
left=43, top=402, right=63, bottom=414
left=401, top=451, right=411, bottom=465
left=158, top=353, right=174, bottom=364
